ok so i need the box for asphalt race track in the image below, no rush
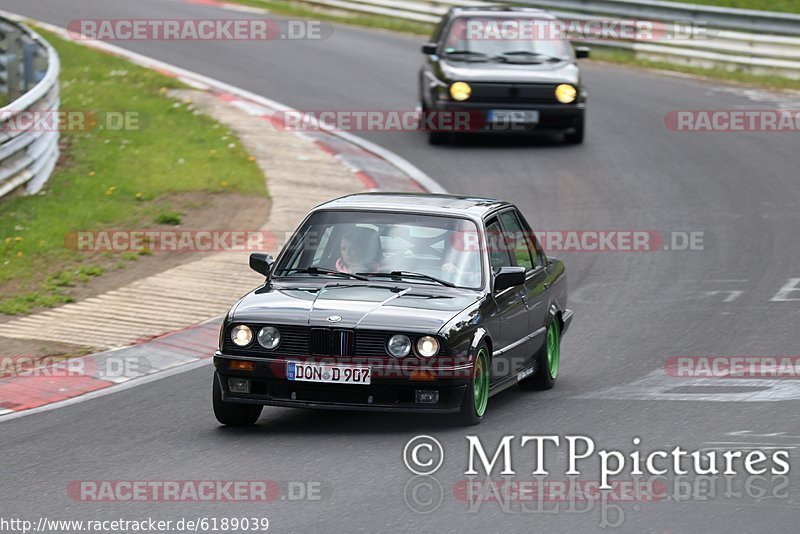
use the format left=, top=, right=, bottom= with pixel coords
left=1, top=0, right=800, bottom=531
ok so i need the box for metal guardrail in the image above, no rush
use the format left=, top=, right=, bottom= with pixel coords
left=297, top=0, right=800, bottom=78
left=0, top=18, right=59, bottom=200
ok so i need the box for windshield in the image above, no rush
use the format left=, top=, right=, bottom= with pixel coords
left=443, top=16, right=573, bottom=61
left=274, top=210, right=484, bottom=289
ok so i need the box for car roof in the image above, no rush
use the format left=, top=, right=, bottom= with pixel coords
left=447, top=5, right=556, bottom=20
left=312, top=193, right=511, bottom=219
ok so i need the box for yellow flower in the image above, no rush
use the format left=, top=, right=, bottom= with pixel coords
left=16, top=251, right=23, bottom=258
left=89, top=171, right=96, bottom=176
left=14, top=236, right=22, bottom=242
left=248, top=156, right=256, bottom=162
left=220, top=180, right=228, bottom=188
left=3, top=237, right=11, bottom=245
left=159, top=87, right=168, bottom=94
left=135, top=192, right=142, bottom=200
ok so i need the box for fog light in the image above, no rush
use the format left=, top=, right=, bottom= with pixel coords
left=228, top=378, right=251, bottom=394
left=229, top=360, right=255, bottom=371
left=415, top=390, right=439, bottom=404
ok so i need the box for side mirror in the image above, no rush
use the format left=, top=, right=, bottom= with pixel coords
left=422, top=43, right=438, bottom=55
left=249, top=252, right=274, bottom=279
left=575, top=47, right=590, bottom=59
left=494, top=266, right=526, bottom=292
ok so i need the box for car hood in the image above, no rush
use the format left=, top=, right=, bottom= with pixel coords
left=440, top=59, right=579, bottom=84
left=231, top=282, right=481, bottom=333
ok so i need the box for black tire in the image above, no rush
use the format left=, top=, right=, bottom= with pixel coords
left=519, top=316, right=560, bottom=391
left=457, top=342, right=491, bottom=426
left=564, top=115, right=585, bottom=145
left=213, top=373, right=262, bottom=426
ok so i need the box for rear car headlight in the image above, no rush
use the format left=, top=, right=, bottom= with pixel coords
left=387, top=334, right=412, bottom=357
left=257, top=326, right=281, bottom=350
left=450, top=82, right=471, bottom=101
left=416, top=336, right=440, bottom=358
left=555, top=84, right=577, bottom=104
left=231, top=325, right=253, bottom=347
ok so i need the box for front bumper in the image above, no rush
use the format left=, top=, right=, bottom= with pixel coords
left=214, top=353, right=471, bottom=413
left=434, top=101, right=584, bottom=134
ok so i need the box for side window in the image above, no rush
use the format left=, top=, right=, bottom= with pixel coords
left=498, top=210, right=534, bottom=271
left=485, top=219, right=512, bottom=272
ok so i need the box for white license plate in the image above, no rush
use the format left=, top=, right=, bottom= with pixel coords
left=487, top=110, right=540, bottom=124
left=287, top=362, right=371, bottom=385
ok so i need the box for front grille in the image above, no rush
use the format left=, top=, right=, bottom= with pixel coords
left=469, top=83, right=559, bottom=104
left=223, top=325, right=434, bottom=358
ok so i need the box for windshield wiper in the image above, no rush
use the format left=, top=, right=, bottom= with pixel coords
left=280, top=267, right=368, bottom=281
left=356, top=271, right=455, bottom=288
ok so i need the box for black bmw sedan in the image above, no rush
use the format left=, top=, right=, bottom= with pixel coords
left=419, top=6, right=589, bottom=144
left=213, top=193, right=572, bottom=426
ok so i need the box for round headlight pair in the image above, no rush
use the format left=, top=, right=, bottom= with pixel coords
left=555, top=84, right=577, bottom=104
left=387, top=334, right=440, bottom=358
left=230, top=325, right=280, bottom=350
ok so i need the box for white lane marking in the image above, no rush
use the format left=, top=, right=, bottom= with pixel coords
left=0, top=409, right=12, bottom=416
left=771, top=278, right=800, bottom=301
left=0, top=358, right=212, bottom=423
left=703, top=290, right=743, bottom=302
left=578, top=368, right=800, bottom=402
left=729, top=431, right=800, bottom=439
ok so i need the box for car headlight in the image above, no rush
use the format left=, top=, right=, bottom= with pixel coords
left=416, top=336, right=440, bottom=358
left=387, top=334, right=412, bottom=357
left=257, top=326, right=280, bottom=350
left=555, top=84, right=577, bottom=104
left=450, top=82, right=471, bottom=101
left=231, top=325, right=253, bottom=347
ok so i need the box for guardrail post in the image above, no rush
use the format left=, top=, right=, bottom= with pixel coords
left=0, top=23, right=22, bottom=101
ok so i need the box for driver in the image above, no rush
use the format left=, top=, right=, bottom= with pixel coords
left=335, top=227, right=382, bottom=273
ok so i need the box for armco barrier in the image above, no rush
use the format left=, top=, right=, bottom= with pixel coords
left=0, top=18, right=59, bottom=199
left=296, top=0, right=800, bottom=79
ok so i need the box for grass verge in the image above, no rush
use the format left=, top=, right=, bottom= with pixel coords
left=664, top=0, right=799, bottom=13
left=0, top=28, right=267, bottom=315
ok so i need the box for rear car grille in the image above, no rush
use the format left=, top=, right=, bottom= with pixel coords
left=468, top=83, right=559, bottom=104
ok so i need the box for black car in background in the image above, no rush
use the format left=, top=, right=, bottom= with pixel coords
left=419, top=6, right=589, bottom=144
left=213, top=193, right=572, bottom=426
